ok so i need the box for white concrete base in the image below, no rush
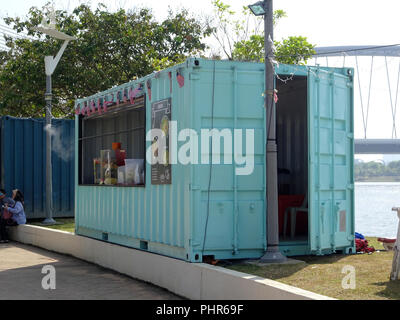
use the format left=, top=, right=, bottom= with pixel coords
left=9, top=225, right=333, bottom=300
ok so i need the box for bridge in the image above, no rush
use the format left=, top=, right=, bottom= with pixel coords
left=314, top=45, right=400, bottom=155
left=355, top=139, right=400, bottom=154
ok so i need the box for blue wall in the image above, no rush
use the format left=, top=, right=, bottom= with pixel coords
left=0, top=116, right=75, bottom=219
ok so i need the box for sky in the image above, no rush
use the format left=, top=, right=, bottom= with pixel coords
left=2, top=0, right=400, bottom=46
left=2, top=0, right=400, bottom=161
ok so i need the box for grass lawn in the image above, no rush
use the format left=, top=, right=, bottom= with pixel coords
left=226, top=238, right=400, bottom=300
left=29, top=218, right=75, bottom=234
left=24, top=221, right=399, bottom=299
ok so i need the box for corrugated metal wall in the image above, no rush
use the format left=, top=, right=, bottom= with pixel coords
left=75, top=62, right=192, bottom=261
left=190, top=60, right=266, bottom=258
left=0, top=116, right=75, bottom=219
left=75, top=59, right=267, bottom=262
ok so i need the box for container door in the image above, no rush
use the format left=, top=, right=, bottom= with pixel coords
left=308, top=67, right=354, bottom=254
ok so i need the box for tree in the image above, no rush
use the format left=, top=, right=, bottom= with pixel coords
left=354, top=161, right=400, bottom=181
left=208, top=0, right=315, bottom=65
left=233, top=35, right=315, bottom=65
left=0, top=3, right=212, bottom=118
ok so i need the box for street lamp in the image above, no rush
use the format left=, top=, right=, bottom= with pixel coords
left=33, top=9, right=76, bottom=225
left=248, top=1, right=266, bottom=16
left=248, top=0, right=287, bottom=263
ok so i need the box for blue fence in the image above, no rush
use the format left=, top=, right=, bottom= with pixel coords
left=0, top=116, right=75, bottom=219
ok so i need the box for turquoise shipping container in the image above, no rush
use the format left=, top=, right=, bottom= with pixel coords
left=74, top=58, right=355, bottom=262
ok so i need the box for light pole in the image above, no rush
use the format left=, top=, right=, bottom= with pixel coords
left=248, top=0, right=287, bottom=263
left=34, top=11, right=76, bottom=225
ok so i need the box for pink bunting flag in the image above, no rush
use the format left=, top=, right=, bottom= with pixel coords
left=123, top=90, right=128, bottom=104
left=90, top=100, right=96, bottom=113
left=147, top=80, right=152, bottom=101
left=177, top=72, right=184, bottom=88
left=116, top=91, right=120, bottom=106
left=82, top=102, right=88, bottom=116
left=97, top=99, right=102, bottom=115
left=129, top=86, right=141, bottom=105
left=168, top=72, right=172, bottom=93
left=103, top=98, right=109, bottom=113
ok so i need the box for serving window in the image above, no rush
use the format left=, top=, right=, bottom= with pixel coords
left=78, top=96, right=146, bottom=187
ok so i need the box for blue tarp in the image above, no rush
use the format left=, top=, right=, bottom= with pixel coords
left=355, top=232, right=365, bottom=240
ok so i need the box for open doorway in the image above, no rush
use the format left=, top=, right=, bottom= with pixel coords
left=276, top=76, right=309, bottom=244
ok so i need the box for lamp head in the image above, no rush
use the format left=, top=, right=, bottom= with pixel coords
left=33, top=26, right=76, bottom=41
left=248, top=1, right=266, bottom=16
left=32, top=6, right=76, bottom=41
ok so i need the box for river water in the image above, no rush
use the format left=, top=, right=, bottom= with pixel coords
left=356, top=182, right=400, bottom=238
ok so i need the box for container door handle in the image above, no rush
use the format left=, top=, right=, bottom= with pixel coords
left=334, top=202, right=341, bottom=233
left=320, top=202, right=326, bottom=234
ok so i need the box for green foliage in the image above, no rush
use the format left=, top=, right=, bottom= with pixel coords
left=232, top=34, right=264, bottom=62
left=208, top=0, right=265, bottom=60
left=275, top=36, right=316, bottom=65
left=232, top=35, right=315, bottom=65
left=273, top=10, right=287, bottom=24
left=355, top=161, right=400, bottom=181
left=210, top=0, right=315, bottom=65
left=0, top=4, right=211, bottom=118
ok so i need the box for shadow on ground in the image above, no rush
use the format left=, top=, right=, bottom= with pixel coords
left=0, top=242, right=182, bottom=300
left=219, top=253, right=352, bottom=280
left=373, top=280, right=400, bottom=300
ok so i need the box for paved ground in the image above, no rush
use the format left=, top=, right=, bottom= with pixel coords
left=0, top=242, right=182, bottom=300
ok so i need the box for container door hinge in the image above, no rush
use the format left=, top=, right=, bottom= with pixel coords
left=347, top=133, right=354, bottom=139
left=189, top=184, right=201, bottom=191
left=189, top=239, right=201, bottom=247
left=347, top=184, right=355, bottom=190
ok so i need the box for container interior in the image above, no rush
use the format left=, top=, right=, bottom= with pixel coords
left=78, top=100, right=146, bottom=186
left=276, top=76, right=309, bottom=244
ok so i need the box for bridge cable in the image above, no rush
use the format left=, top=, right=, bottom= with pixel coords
left=365, top=56, right=374, bottom=138
left=393, top=59, right=400, bottom=139
left=385, top=56, right=398, bottom=138
left=355, top=56, right=368, bottom=139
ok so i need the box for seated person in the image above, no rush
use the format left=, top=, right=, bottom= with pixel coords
left=0, top=188, right=15, bottom=208
left=0, top=189, right=26, bottom=243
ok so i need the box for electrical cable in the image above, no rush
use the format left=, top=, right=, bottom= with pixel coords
left=202, top=60, right=216, bottom=257
left=312, top=44, right=400, bottom=57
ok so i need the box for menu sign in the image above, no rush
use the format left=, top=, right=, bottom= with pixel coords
left=151, top=98, right=172, bottom=185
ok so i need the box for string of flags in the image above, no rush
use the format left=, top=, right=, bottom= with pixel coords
left=75, top=71, right=185, bottom=117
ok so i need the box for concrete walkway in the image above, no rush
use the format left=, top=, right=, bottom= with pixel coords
left=0, top=242, right=182, bottom=300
